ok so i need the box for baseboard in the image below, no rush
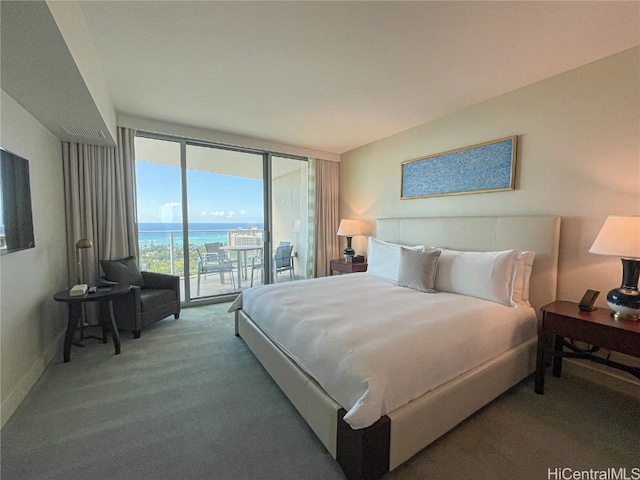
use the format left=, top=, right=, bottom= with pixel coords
left=1, top=330, right=65, bottom=429
left=563, top=359, right=640, bottom=400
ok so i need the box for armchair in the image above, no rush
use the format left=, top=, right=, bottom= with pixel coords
left=99, top=257, right=180, bottom=339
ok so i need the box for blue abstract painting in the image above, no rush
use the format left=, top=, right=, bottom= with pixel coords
left=401, top=136, right=517, bottom=199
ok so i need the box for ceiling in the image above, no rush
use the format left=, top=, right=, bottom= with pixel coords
left=2, top=1, right=640, bottom=155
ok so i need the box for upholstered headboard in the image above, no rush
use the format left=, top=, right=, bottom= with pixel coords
left=376, top=216, right=561, bottom=316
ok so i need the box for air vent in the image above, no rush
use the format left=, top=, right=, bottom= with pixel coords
left=60, top=125, right=106, bottom=139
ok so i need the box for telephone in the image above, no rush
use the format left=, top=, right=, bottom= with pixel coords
left=578, top=289, right=599, bottom=312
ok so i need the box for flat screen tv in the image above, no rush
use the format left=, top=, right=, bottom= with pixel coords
left=0, top=147, right=35, bottom=255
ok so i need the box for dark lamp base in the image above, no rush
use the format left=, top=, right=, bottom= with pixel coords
left=607, top=258, right=640, bottom=321
left=607, top=288, right=640, bottom=321
left=343, top=236, right=355, bottom=259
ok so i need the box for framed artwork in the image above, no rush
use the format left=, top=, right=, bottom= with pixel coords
left=401, top=136, right=517, bottom=199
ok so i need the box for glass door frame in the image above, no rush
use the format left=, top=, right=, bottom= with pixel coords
left=136, top=131, right=307, bottom=306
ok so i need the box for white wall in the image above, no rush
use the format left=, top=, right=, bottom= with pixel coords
left=341, top=47, right=639, bottom=306
left=0, top=90, right=69, bottom=427
left=340, top=47, right=640, bottom=387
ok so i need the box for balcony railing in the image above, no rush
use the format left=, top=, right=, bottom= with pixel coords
left=139, top=228, right=263, bottom=276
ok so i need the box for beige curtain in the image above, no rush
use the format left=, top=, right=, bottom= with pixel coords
left=62, top=127, right=139, bottom=287
left=312, top=158, right=340, bottom=277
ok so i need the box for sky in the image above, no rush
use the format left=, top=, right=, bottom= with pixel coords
left=136, top=161, right=264, bottom=225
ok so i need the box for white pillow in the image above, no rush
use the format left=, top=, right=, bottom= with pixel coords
left=510, top=251, right=535, bottom=306
left=396, top=248, right=441, bottom=293
left=434, top=249, right=518, bottom=306
left=366, top=237, right=424, bottom=283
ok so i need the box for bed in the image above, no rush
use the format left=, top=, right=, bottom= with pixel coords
left=230, top=215, right=561, bottom=480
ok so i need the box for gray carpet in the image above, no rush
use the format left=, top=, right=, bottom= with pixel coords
left=1, top=303, right=638, bottom=480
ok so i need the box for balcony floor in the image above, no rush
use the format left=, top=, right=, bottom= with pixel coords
left=179, top=267, right=297, bottom=301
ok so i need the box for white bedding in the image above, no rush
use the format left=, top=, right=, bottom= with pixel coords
left=230, top=273, right=537, bottom=430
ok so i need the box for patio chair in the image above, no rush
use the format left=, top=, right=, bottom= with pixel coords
left=250, top=244, right=295, bottom=286
left=250, top=249, right=265, bottom=287
left=196, top=246, right=235, bottom=295
left=205, top=242, right=225, bottom=257
left=273, top=244, right=295, bottom=282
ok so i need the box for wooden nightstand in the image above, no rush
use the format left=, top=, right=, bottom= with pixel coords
left=330, top=259, right=368, bottom=275
left=535, top=300, right=640, bottom=394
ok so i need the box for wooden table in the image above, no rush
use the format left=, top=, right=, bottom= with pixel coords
left=330, top=258, right=368, bottom=275
left=53, top=284, right=132, bottom=363
left=535, top=300, right=640, bottom=394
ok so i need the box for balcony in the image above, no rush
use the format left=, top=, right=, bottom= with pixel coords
left=139, top=227, right=297, bottom=301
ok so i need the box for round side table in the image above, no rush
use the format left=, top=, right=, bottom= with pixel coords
left=53, top=284, right=131, bottom=363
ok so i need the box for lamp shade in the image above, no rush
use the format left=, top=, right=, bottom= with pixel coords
left=589, top=216, right=640, bottom=260
left=76, top=238, right=93, bottom=249
left=337, top=219, right=362, bottom=237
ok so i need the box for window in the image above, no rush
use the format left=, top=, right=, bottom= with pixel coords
left=135, top=134, right=309, bottom=304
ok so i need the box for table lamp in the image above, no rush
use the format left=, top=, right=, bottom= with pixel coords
left=337, top=219, right=362, bottom=258
left=73, top=238, right=94, bottom=342
left=75, top=238, right=93, bottom=285
left=589, top=215, right=640, bottom=320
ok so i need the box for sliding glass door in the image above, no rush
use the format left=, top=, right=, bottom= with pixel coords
left=270, top=155, right=309, bottom=284
left=185, top=144, right=264, bottom=300
left=134, top=134, right=309, bottom=304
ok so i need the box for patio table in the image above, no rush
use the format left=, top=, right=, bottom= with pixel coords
left=220, top=245, right=263, bottom=289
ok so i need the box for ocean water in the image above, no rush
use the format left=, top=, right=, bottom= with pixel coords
left=139, top=222, right=263, bottom=248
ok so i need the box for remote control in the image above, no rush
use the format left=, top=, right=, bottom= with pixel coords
left=88, top=286, right=98, bottom=294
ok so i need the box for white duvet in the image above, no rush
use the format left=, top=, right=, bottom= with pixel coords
left=230, top=273, right=537, bottom=429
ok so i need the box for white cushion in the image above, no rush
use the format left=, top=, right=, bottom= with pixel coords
left=434, top=249, right=518, bottom=306
left=396, top=248, right=441, bottom=293
left=367, top=237, right=424, bottom=283
left=510, top=251, right=535, bottom=306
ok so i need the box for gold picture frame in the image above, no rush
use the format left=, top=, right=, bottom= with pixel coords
left=401, top=136, right=517, bottom=199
